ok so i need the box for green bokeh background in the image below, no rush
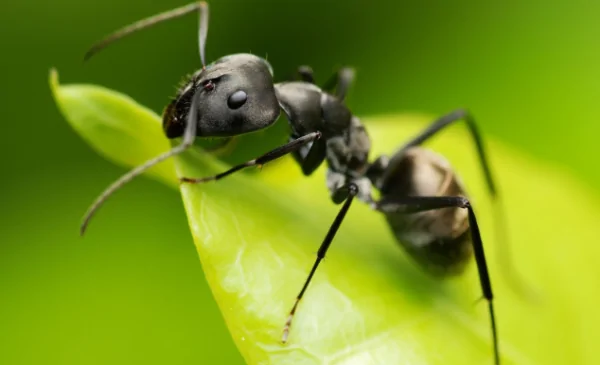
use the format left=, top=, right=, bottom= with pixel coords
left=1, top=1, right=599, bottom=364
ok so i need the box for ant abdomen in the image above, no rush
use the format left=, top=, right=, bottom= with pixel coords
left=378, top=147, right=473, bottom=276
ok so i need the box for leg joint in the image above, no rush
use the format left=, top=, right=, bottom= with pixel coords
left=451, top=107, right=470, bottom=119
left=348, top=182, right=359, bottom=196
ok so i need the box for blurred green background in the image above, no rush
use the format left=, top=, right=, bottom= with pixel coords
left=1, top=0, right=599, bottom=364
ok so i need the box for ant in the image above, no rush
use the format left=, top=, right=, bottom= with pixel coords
left=81, top=2, right=501, bottom=364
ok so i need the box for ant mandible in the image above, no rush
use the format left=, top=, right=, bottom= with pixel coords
left=81, top=2, right=501, bottom=364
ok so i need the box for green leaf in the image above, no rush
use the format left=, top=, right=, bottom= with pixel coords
left=51, top=68, right=600, bottom=365
left=49, top=68, right=177, bottom=188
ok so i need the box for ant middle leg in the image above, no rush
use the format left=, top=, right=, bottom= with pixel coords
left=282, top=181, right=359, bottom=343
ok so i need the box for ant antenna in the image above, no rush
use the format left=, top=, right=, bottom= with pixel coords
left=80, top=2, right=210, bottom=235
left=197, top=2, right=209, bottom=68
left=80, top=91, right=199, bottom=236
left=84, top=1, right=209, bottom=67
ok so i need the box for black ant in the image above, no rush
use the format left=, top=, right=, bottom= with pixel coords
left=81, top=2, right=501, bottom=364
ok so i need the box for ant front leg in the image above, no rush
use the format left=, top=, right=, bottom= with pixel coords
left=288, top=134, right=327, bottom=176
left=282, top=180, right=360, bottom=343
left=375, top=196, right=500, bottom=365
left=180, top=132, right=321, bottom=184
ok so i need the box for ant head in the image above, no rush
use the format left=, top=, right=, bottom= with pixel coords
left=79, top=4, right=284, bottom=236
left=163, top=54, right=280, bottom=139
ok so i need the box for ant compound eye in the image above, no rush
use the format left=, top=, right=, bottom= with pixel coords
left=203, top=80, right=215, bottom=91
left=227, top=90, right=248, bottom=109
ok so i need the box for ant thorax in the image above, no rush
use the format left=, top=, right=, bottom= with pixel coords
left=274, top=80, right=374, bottom=204
left=325, top=116, right=371, bottom=177
left=324, top=116, right=375, bottom=204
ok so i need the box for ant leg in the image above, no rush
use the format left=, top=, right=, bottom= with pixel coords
left=375, top=196, right=499, bottom=365
left=297, top=65, right=315, bottom=83
left=383, top=109, right=495, bottom=196
left=288, top=133, right=327, bottom=176
left=282, top=183, right=359, bottom=343
left=180, top=132, right=321, bottom=184
left=321, top=67, right=355, bottom=101
left=296, top=66, right=355, bottom=100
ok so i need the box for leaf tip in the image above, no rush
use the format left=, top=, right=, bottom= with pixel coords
left=49, top=68, right=62, bottom=106
left=49, top=67, right=59, bottom=89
